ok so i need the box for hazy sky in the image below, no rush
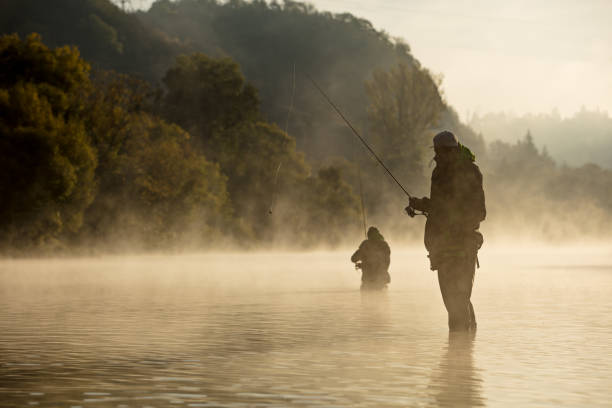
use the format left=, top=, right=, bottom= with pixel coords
left=134, top=0, right=612, bottom=120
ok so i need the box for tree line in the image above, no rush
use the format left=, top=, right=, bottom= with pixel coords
left=0, top=34, right=361, bottom=252
left=2, top=0, right=612, bottom=252
left=469, top=109, right=612, bottom=169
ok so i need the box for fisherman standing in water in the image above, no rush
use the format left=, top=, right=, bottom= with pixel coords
left=351, top=227, right=391, bottom=290
left=407, top=131, right=486, bottom=331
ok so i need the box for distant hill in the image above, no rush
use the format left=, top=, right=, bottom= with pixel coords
left=469, top=109, right=612, bottom=168
left=139, top=0, right=485, bottom=159
left=0, top=0, right=181, bottom=80
left=3, top=0, right=612, bottom=243
left=0, top=0, right=484, bottom=161
left=139, top=0, right=420, bottom=159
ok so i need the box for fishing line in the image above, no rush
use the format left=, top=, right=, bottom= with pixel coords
left=353, top=125, right=368, bottom=238
left=306, top=74, right=413, bottom=199
left=268, top=62, right=296, bottom=215
left=357, top=151, right=368, bottom=238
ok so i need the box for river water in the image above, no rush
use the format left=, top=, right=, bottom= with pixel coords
left=1, top=247, right=611, bottom=407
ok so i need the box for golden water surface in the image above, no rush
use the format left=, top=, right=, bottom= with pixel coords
left=1, top=247, right=611, bottom=407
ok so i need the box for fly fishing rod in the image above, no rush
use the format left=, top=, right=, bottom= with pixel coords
left=268, top=63, right=296, bottom=215
left=353, top=135, right=368, bottom=238
left=268, top=162, right=282, bottom=215
left=307, top=74, right=426, bottom=217
left=357, top=163, right=368, bottom=236
left=307, top=75, right=412, bottom=198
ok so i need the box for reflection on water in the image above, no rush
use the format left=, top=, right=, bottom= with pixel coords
left=429, top=332, right=483, bottom=407
left=0, top=248, right=611, bottom=407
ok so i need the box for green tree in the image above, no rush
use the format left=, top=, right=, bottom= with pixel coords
left=141, top=0, right=421, bottom=158
left=299, top=166, right=361, bottom=246
left=0, top=34, right=231, bottom=251
left=81, top=70, right=231, bottom=248
left=366, top=62, right=445, bottom=181
left=0, top=0, right=180, bottom=81
left=82, top=112, right=230, bottom=248
left=357, top=62, right=446, bottom=229
left=161, top=54, right=260, bottom=140
left=0, top=34, right=97, bottom=249
left=159, top=52, right=362, bottom=244
left=160, top=53, right=310, bottom=239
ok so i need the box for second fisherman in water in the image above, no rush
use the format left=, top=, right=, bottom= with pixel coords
left=351, top=226, right=391, bottom=290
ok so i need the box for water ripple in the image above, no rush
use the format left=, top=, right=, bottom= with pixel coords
left=1, top=250, right=611, bottom=407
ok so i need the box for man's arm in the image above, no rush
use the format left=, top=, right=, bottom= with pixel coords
left=408, top=197, right=431, bottom=213
left=351, top=241, right=366, bottom=263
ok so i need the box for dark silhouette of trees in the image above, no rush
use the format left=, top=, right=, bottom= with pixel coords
left=469, top=109, right=612, bottom=168
left=0, top=34, right=97, bottom=248
left=158, top=52, right=361, bottom=245
left=0, top=34, right=230, bottom=251
left=366, top=62, right=446, bottom=185
left=0, top=33, right=361, bottom=251
left=2, top=0, right=612, bottom=248
left=139, top=0, right=424, bottom=159
left=0, top=0, right=181, bottom=81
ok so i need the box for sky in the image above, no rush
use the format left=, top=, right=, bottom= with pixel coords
left=131, top=0, right=612, bottom=120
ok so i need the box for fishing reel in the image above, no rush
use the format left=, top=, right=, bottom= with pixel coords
left=405, top=206, right=427, bottom=218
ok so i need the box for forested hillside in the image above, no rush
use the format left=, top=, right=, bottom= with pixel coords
left=1, top=0, right=612, bottom=253
left=0, top=34, right=361, bottom=252
left=0, top=0, right=180, bottom=80
left=1, top=0, right=485, bottom=157
left=470, top=109, right=612, bottom=168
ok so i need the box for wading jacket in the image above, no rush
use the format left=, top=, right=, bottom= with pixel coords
left=415, top=150, right=486, bottom=257
left=351, top=239, right=391, bottom=283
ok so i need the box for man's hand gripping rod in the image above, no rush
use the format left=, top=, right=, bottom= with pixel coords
left=307, top=74, right=426, bottom=217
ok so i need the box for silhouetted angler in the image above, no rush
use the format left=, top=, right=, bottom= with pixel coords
left=407, top=131, right=486, bottom=331
left=351, top=227, right=391, bottom=290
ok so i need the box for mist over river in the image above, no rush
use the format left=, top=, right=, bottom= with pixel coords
left=1, top=247, right=611, bottom=407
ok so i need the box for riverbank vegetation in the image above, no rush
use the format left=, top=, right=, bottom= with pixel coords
left=1, top=0, right=612, bottom=253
